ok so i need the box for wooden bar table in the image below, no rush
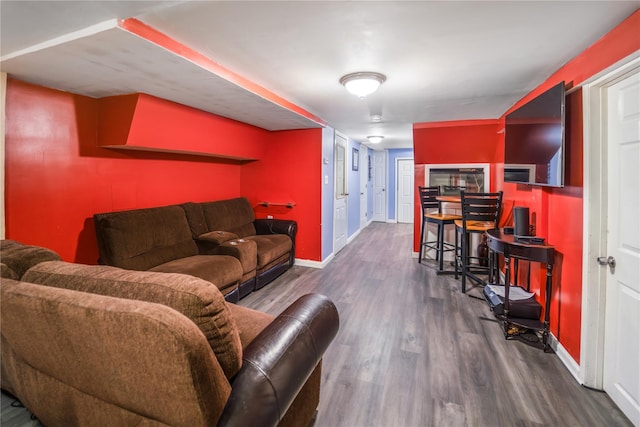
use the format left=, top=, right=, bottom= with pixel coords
left=435, top=195, right=461, bottom=203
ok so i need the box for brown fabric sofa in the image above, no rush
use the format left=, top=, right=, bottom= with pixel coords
left=181, top=197, right=297, bottom=297
left=93, top=204, right=244, bottom=302
left=1, top=240, right=339, bottom=427
left=0, top=239, right=62, bottom=278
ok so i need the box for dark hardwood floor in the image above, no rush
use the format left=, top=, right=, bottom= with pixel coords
left=1, top=222, right=632, bottom=426
left=240, top=222, right=631, bottom=427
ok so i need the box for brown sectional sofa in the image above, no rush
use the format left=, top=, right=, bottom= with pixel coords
left=94, top=197, right=296, bottom=301
left=1, top=240, right=339, bottom=427
left=181, top=197, right=297, bottom=295
left=94, top=204, right=244, bottom=302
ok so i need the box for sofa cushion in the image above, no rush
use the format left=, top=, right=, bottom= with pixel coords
left=245, top=234, right=293, bottom=269
left=198, top=230, right=239, bottom=245
left=22, top=261, right=243, bottom=379
left=227, top=303, right=274, bottom=349
left=1, top=263, right=18, bottom=280
left=0, top=240, right=61, bottom=279
left=93, top=205, right=199, bottom=271
left=148, top=255, right=243, bottom=295
left=214, top=240, right=258, bottom=275
left=200, top=198, right=257, bottom=238
left=180, top=201, right=209, bottom=237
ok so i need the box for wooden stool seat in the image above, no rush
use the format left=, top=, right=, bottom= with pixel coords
left=426, top=213, right=462, bottom=222
left=453, top=219, right=494, bottom=231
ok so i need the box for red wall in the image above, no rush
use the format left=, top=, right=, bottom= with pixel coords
left=241, top=129, right=323, bottom=261
left=4, top=79, right=323, bottom=264
left=98, top=93, right=267, bottom=160
left=412, top=120, right=501, bottom=252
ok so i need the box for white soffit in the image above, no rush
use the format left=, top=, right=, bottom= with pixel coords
left=0, top=20, right=323, bottom=131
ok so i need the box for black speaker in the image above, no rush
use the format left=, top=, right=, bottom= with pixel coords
left=514, top=207, right=530, bottom=237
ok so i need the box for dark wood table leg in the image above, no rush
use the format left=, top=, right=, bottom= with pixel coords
left=503, top=256, right=511, bottom=338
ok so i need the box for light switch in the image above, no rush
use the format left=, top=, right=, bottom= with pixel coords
left=324, top=175, right=329, bottom=184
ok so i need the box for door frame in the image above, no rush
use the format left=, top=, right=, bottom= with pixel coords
left=1, top=72, right=6, bottom=239
left=580, top=53, right=640, bottom=389
left=360, top=146, right=369, bottom=228
left=395, top=157, right=414, bottom=224
left=333, top=132, right=348, bottom=254
left=372, top=150, right=387, bottom=222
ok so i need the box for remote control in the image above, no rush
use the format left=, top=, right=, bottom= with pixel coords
left=517, top=236, right=545, bottom=244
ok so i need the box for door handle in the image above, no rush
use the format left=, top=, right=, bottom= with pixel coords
left=597, top=256, right=616, bottom=268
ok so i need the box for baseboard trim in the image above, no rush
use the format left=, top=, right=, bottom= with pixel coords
left=347, top=228, right=361, bottom=244
left=295, top=254, right=334, bottom=269
left=386, top=219, right=397, bottom=224
left=550, top=333, right=581, bottom=384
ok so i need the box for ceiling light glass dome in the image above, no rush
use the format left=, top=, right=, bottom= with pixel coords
left=340, top=72, right=386, bottom=98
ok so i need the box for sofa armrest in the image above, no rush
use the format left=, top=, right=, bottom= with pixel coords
left=254, top=219, right=297, bottom=240
left=254, top=219, right=297, bottom=266
left=197, top=231, right=240, bottom=246
left=218, top=293, right=339, bottom=427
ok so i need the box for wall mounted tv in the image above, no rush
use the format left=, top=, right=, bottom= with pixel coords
left=504, top=81, right=566, bottom=187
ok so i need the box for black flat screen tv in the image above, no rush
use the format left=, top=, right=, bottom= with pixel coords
left=504, top=81, right=566, bottom=187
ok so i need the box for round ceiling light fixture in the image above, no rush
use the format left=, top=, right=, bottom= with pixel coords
left=340, top=72, right=386, bottom=98
left=367, top=135, right=384, bottom=144
left=370, top=114, right=383, bottom=123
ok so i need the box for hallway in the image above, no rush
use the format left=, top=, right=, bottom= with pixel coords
left=242, top=222, right=631, bottom=427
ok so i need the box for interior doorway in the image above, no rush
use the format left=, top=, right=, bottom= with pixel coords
left=581, top=55, right=639, bottom=426
left=333, top=133, right=348, bottom=254
left=360, top=147, right=369, bottom=228
left=602, top=65, right=639, bottom=426
left=396, top=158, right=414, bottom=223
left=372, top=150, right=386, bottom=222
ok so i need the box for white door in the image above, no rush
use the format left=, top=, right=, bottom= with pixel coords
left=333, top=134, right=348, bottom=254
left=603, top=69, right=640, bottom=426
left=397, top=159, right=414, bottom=223
left=360, top=148, right=368, bottom=228
left=372, top=150, right=386, bottom=222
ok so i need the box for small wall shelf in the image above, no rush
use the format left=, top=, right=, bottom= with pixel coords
left=102, top=145, right=257, bottom=164
left=260, top=202, right=296, bottom=208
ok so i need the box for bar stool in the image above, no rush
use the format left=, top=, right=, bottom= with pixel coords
left=454, top=190, right=503, bottom=293
left=418, top=186, right=461, bottom=272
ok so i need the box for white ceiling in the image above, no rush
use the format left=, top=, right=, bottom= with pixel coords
left=1, top=1, right=638, bottom=150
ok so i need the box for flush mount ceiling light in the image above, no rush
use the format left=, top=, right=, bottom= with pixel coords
left=370, top=114, right=383, bottom=123
left=340, top=72, right=386, bottom=98
left=367, top=135, right=384, bottom=144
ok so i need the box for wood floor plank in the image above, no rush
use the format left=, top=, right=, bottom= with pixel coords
left=241, top=222, right=633, bottom=427
left=1, top=222, right=633, bottom=426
